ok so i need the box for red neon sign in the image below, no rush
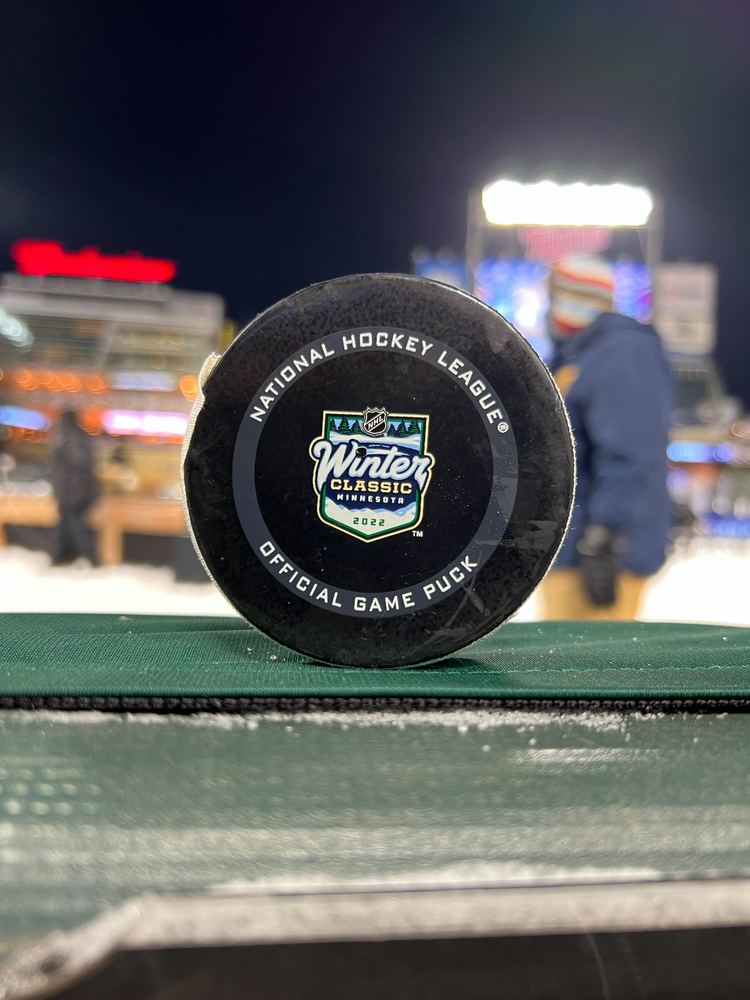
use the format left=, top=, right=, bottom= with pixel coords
left=11, top=240, right=177, bottom=283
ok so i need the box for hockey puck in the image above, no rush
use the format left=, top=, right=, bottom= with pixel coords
left=183, top=274, right=574, bottom=667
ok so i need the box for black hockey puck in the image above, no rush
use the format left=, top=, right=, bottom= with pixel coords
left=183, top=274, right=574, bottom=667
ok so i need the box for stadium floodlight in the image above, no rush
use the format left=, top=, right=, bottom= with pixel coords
left=481, top=180, right=654, bottom=228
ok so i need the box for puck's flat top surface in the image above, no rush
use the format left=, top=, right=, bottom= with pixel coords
left=184, top=274, right=574, bottom=666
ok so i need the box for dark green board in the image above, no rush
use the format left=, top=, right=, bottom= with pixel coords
left=3, top=708, right=750, bottom=952
left=3, top=614, right=750, bottom=958
left=1, top=614, right=750, bottom=701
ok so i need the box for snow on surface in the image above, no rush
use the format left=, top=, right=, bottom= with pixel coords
left=0, top=708, right=637, bottom=732
left=0, top=539, right=747, bottom=625
left=0, top=546, right=231, bottom=617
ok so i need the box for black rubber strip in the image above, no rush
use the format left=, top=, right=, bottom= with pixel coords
left=1, top=695, right=749, bottom=714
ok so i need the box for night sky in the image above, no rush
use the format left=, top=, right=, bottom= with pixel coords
left=2, top=0, right=749, bottom=404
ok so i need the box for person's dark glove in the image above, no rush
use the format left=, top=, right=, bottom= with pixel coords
left=576, top=524, right=618, bottom=607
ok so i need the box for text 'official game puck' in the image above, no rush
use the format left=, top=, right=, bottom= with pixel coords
left=183, top=274, right=574, bottom=667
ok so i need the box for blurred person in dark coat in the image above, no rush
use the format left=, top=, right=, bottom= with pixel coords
left=50, top=409, right=99, bottom=565
left=541, top=256, right=672, bottom=620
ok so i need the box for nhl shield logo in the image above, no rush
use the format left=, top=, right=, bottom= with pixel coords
left=363, top=407, right=388, bottom=437
left=309, top=409, right=435, bottom=541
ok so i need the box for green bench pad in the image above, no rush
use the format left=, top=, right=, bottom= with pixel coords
left=1, top=614, right=749, bottom=704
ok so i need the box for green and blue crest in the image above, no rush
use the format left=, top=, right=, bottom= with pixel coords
left=309, top=409, right=434, bottom=541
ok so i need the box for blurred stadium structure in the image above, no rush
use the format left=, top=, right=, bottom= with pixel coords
left=0, top=240, right=227, bottom=576
left=0, top=178, right=748, bottom=614
left=413, top=176, right=750, bottom=549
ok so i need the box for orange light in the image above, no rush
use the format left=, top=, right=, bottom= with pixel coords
left=10, top=426, right=48, bottom=442
left=8, top=368, right=110, bottom=396
left=179, top=374, right=199, bottom=401
left=84, top=374, right=108, bottom=394
left=78, top=409, right=103, bottom=435
left=15, top=369, right=39, bottom=391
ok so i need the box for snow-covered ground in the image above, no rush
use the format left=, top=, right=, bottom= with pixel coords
left=0, top=540, right=747, bottom=626
left=0, top=546, right=231, bottom=618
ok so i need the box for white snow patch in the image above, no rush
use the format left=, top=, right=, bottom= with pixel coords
left=512, top=539, right=750, bottom=627
left=209, top=864, right=666, bottom=895
left=0, top=546, right=231, bottom=617
left=0, top=709, right=658, bottom=733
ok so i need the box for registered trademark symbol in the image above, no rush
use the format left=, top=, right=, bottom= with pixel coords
left=498, top=422, right=509, bottom=433
left=412, top=530, right=424, bottom=538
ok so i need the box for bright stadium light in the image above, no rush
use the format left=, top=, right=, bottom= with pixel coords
left=0, top=308, right=33, bottom=348
left=481, top=180, right=654, bottom=228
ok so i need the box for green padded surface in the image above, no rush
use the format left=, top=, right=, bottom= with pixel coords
left=1, top=614, right=750, bottom=700
left=3, top=709, right=750, bottom=949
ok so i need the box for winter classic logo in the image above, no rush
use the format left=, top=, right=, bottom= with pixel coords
left=309, top=409, right=434, bottom=541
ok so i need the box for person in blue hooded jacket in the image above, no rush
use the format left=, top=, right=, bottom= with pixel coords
left=541, top=256, right=672, bottom=620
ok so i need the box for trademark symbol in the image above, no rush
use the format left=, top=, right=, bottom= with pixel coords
left=412, top=530, right=423, bottom=538
left=498, top=422, right=509, bottom=433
